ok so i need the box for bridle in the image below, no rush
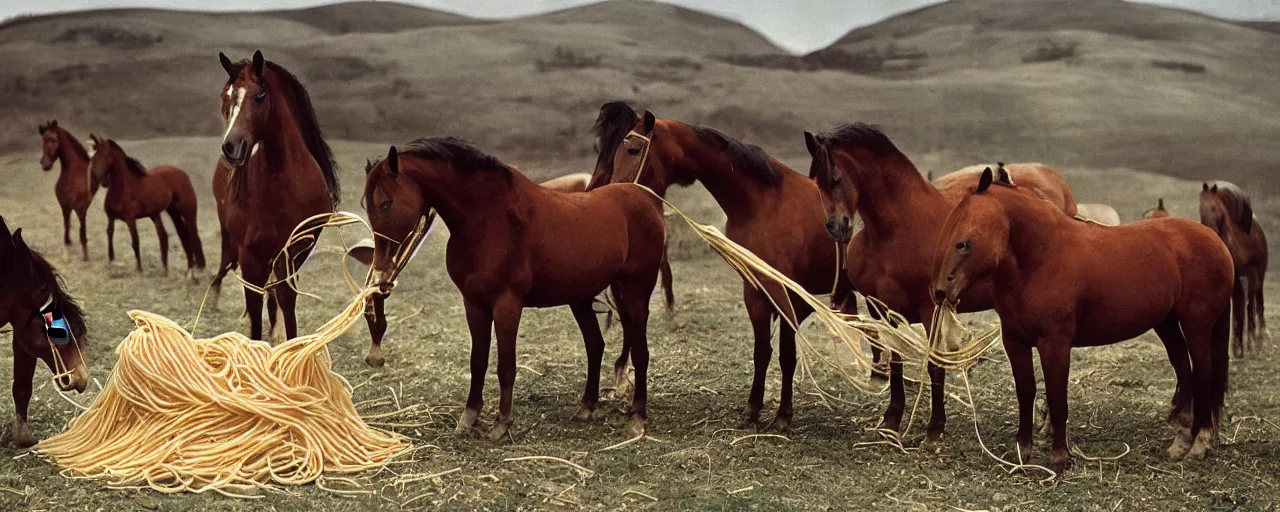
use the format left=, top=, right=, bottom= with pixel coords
left=622, top=130, right=653, bottom=185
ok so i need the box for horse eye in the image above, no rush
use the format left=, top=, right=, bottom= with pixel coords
left=956, top=241, right=969, bottom=250
left=379, top=200, right=392, bottom=212
left=626, top=147, right=641, bottom=156
left=254, top=91, right=267, bottom=102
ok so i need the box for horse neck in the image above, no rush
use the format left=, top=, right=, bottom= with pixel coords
left=405, top=160, right=519, bottom=237
left=993, top=192, right=1066, bottom=285
left=56, top=129, right=90, bottom=180
left=104, top=154, right=142, bottom=194
left=843, top=146, right=945, bottom=236
left=657, top=123, right=774, bottom=220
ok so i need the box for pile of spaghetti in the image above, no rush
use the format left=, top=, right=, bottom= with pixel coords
left=33, top=287, right=411, bottom=497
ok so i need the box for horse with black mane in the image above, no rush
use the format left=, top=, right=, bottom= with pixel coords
left=364, top=137, right=666, bottom=440
left=0, top=216, right=90, bottom=447
left=209, top=50, right=341, bottom=343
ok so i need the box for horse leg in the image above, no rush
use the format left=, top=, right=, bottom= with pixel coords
left=768, top=295, right=812, bottom=433
left=265, top=291, right=284, bottom=344
left=76, top=207, right=89, bottom=260
left=106, top=218, right=116, bottom=262
left=126, top=218, right=142, bottom=273
left=210, top=229, right=238, bottom=312
left=10, top=351, right=37, bottom=447
left=1004, top=337, right=1036, bottom=462
left=1247, top=269, right=1264, bottom=351
left=1039, top=340, right=1072, bottom=473
left=610, top=284, right=633, bottom=401
left=489, top=295, right=523, bottom=442
left=1254, top=269, right=1269, bottom=345
left=619, top=277, right=655, bottom=438
left=1184, top=321, right=1218, bottom=459
left=61, top=206, right=72, bottom=261
left=238, top=254, right=270, bottom=341
left=866, top=304, right=889, bottom=383
left=457, top=297, right=493, bottom=435
left=363, top=293, right=389, bottom=367
left=570, top=299, right=605, bottom=421
left=1153, top=314, right=1194, bottom=459
left=1231, top=280, right=1246, bottom=358
left=150, top=214, right=169, bottom=277
left=739, top=286, right=775, bottom=429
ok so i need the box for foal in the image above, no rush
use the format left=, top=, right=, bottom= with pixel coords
left=88, top=136, right=206, bottom=277
left=38, top=120, right=100, bottom=261
left=933, top=168, right=1232, bottom=472
left=0, top=217, right=91, bottom=447
left=364, top=138, right=666, bottom=440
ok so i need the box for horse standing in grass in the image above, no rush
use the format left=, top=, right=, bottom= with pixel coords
left=932, top=168, right=1232, bottom=472
left=210, top=50, right=341, bottom=342
left=805, top=124, right=1077, bottom=441
left=589, top=103, right=853, bottom=432
left=1201, top=181, right=1268, bottom=357
left=1143, top=198, right=1170, bottom=219
left=38, top=120, right=99, bottom=261
left=364, top=138, right=665, bottom=440
left=0, top=217, right=90, bottom=447
left=357, top=164, right=605, bottom=368
left=88, top=136, right=205, bottom=277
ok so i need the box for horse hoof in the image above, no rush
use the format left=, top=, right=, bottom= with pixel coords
left=572, top=405, right=596, bottom=422
left=487, top=422, right=511, bottom=442
left=9, top=420, right=36, bottom=448
left=737, top=407, right=761, bottom=430
left=1187, top=430, right=1213, bottom=459
left=1166, top=434, right=1193, bottom=461
left=1016, top=442, right=1033, bottom=464
left=765, top=415, right=791, bottom=434
left=455, top=408, right=480, bottom=435
left=624, top=414, right=646, bottom=438
left=925, top=424, right=945, bottom=443
left=1049, top=450, right=1070, bottom=474
left=365, top=351, right=385, bottom=368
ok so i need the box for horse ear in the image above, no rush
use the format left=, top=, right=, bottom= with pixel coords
left=926, top=171, right=933, bottom=181
left=642, top=111, right=656, bottom=133
left=386, top=146, right=399, bottom=178
left=996, top=167, right=1014, bottom=185
left=803, top=131, right=819, bottom=157
left=976, top=167, right=993, bottom=193
left=1211, top=184, right=1218, bottom=193
left=1157, top=198, right=1165, bottom=210
left=50, top=120, right=57, bottom=129
left=1202, top=182, right=1209, bottom=191
left=219, top=52, right=236, bottom=78
left=251, top=50, right=265, bottom=77
left=364, top=158, right=373, bottom=175
left=0, top=216, right=10, bottom=247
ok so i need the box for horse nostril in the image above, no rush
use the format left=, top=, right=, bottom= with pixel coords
left=934, top=289, right=947, bottom=302
left=842, top=216, right=852, bottom=229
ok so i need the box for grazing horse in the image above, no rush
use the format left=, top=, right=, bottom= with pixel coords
left=1201, top=181, right=1268, bottom=357
left=38, top=120, right=99, bottom=261
left=1142, top=198, right=1170, bottom=219
left=0, top=217, right=90, bottom=447
left=88, top=136, right=205, bottom=277
left=211, top=50, right=341, bottom=343
left=589, top=104, right=852, bottom=432
left=931, top=168, right=1232, bottom=472
left=357, top=165, right=607, bottom=368
left=363, top=138, right=665, bottom=440
left=805, top=123, right=1077, bottom=441
left=1074, top=203, right=1122, bottom=226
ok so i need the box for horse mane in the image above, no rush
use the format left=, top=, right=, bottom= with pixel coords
left=592, top=101, right=639, bottom=175
left=821, top=122, right=903, bottom=157
left=398, top=137, right=513, bottom=177
left=229, top=60, right=341, bottom=206
left=108, top=141, right=148, bottom=177
left=689, top=124, right=780, bottom=185
left=22, top=247, right=88, bottom=345
left=1206, top=181, right=1254, bottom=231
left=60, top=128, right=91, bottom=162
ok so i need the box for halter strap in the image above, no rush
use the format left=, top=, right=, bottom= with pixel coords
left=623, top=130, right=653, bottom=185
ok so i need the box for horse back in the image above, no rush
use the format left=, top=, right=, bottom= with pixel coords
left=940, top=163, right=1078, bottom=216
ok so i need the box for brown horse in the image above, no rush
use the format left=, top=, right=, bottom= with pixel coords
left=1142, top=198, right=1170, bottom=219
left=933, top=162, right=1078, bottom=216
left=88, top=136, right=205, bottom=277
left=0, top=216, right=90, bottom=447
left=805, top=123, right=1077, bottom=441
left=931, top=168, right=1232, bottom=472
left=589, top=103, right=852, bottom=432
left=358, top=165, right=607, bottom=368
left=210, top=50, right=341, bottom=343
left=1201, top=181, right=1269, bottom=357
left=364, top=138, right=665, bottom=440
left=38, top=120, right=100, bottom=261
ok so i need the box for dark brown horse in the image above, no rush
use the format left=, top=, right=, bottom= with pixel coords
left=1143, top=198, right=1170, bottom=219
left=932, top=168, right=1232, bottom=472
left=805, top=123, right=1077, bottom=442
left=210, top=50, right=341, bottom=343
left=0, top=216, right=90, bottom=447
left=38, top=120, right=99, bottom=261
left=88, top=136, right=205, bottom=278
left=1201, top=181, right=1268, bottom=357
left=364, top=138, right=665, bottom=440
left=589, top=103, right=853, bottom=432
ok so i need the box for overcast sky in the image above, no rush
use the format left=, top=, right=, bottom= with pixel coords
left=3, top=0, right=1277, bottom=53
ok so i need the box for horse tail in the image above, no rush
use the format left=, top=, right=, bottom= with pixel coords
left=1209, top=298, right=1231, bottom=432
left=659, top=239, right=675, bottom=314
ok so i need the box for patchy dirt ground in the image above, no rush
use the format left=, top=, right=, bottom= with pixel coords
left=0, top=139, right=1277, bottom=511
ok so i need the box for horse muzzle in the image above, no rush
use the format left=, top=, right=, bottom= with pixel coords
left=55, top=364, right=90, bottom=393
left=221, top=139, right=251, bottom=166
left=825, top=216, right=853, bottom=244
left=40, top=158, right=54, bottom=171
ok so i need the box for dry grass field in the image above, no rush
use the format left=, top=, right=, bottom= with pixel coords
left=1, top=0, right=1279, bottom=510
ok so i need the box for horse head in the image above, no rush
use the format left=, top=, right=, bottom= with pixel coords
left=805, top=130, right=855, bottom=244
left=218, top=50, right=271, bottom=167
left=38, top=120, right=60, bottom=171
left=932, top=167, right=1010, bottom=304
